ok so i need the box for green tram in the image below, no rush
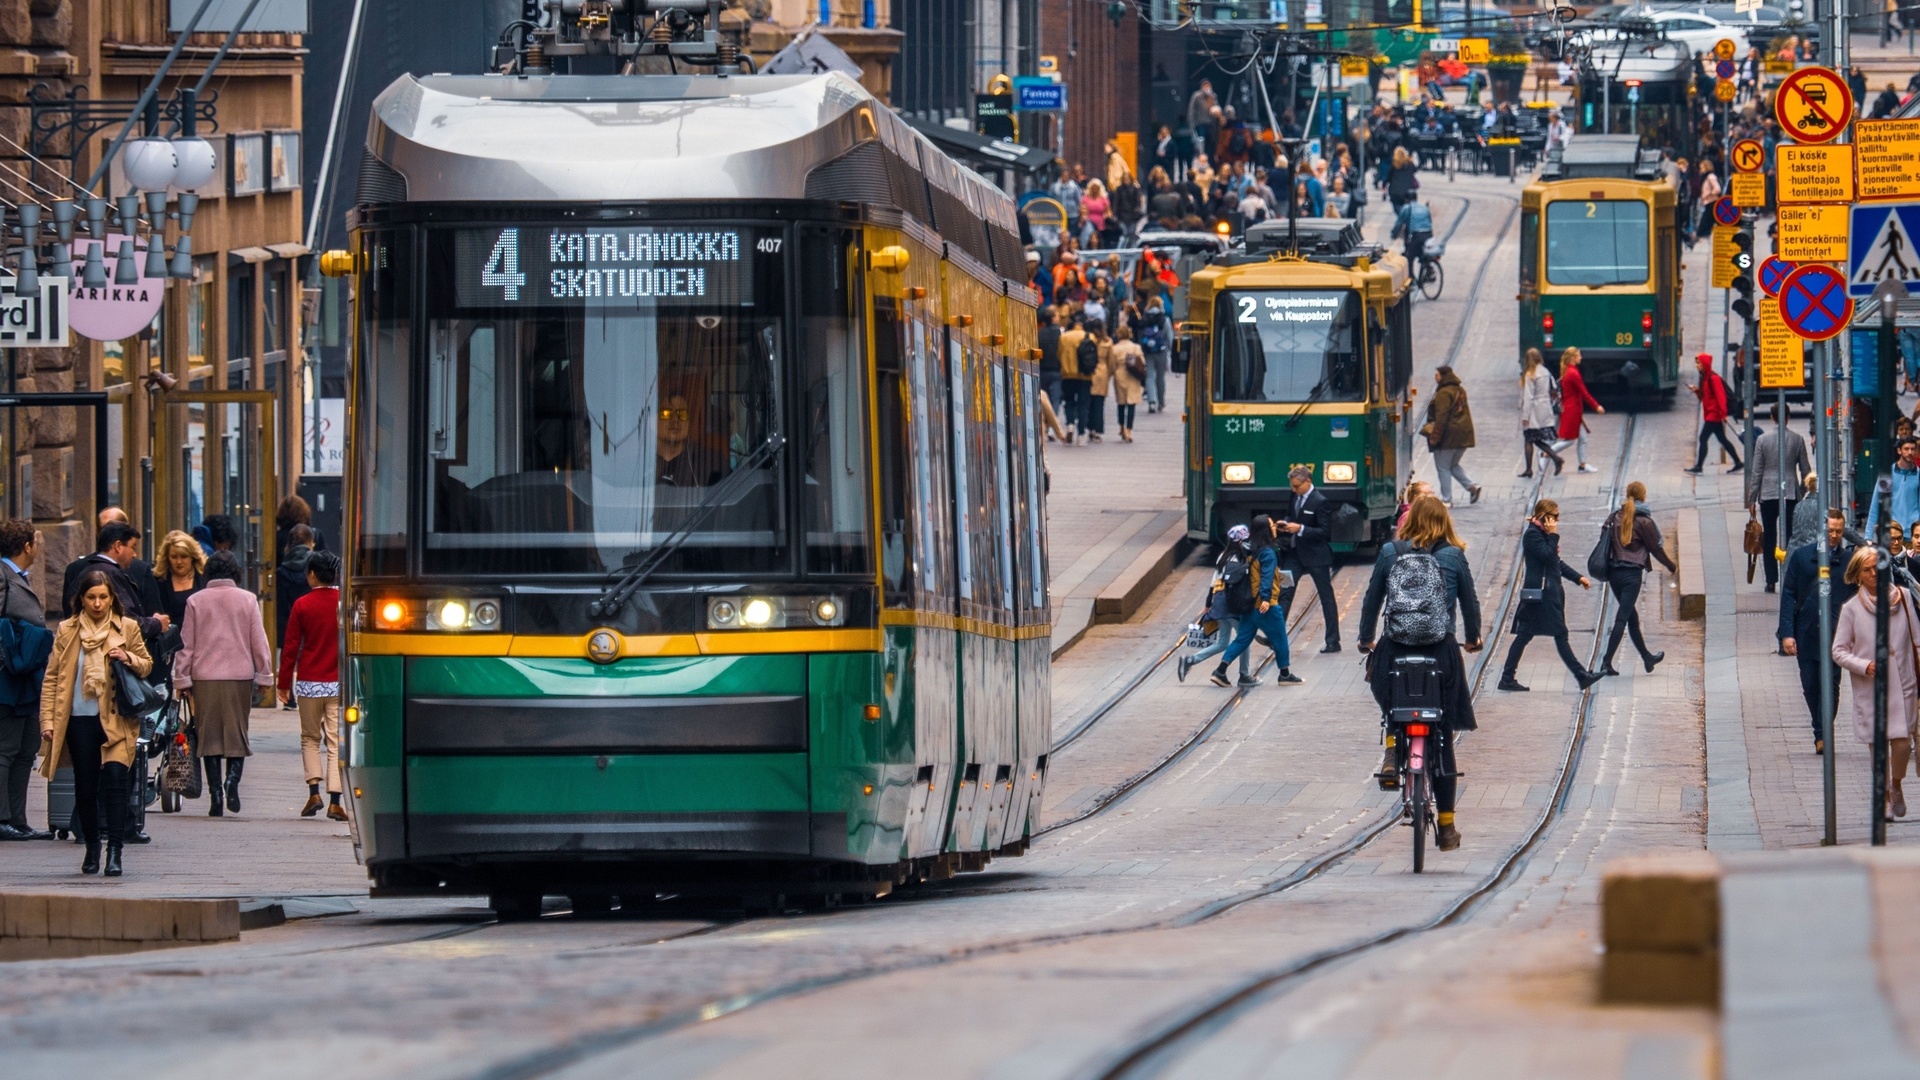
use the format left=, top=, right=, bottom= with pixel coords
left=1519, top=136, right=1683, bottom=396
left=1183, top=219, right=1415, bottom=546
left=326, top=19, right=1048, bottom=914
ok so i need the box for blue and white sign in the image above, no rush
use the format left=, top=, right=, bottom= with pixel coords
left=1014, top=76, right=1067, bottom=112
left=1850, top=202, right=1920, bottom=298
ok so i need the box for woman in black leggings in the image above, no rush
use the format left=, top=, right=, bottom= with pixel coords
left=1499, top=499, right=1602, bottom=692
left=1598, top=481, right=1676, bottom=675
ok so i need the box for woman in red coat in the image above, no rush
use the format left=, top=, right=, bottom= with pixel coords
left=1550, top=347, right=1605, bottom=474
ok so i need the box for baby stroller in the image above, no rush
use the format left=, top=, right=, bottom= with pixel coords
left=147, top=629, right=199, bottom=814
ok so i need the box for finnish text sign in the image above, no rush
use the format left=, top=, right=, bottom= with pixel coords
left=1856, top=119, right=1920, bottom=201
left=1777, top=144, right=1854, bottom=204
left=1776, top=204, right=1849, bottom=262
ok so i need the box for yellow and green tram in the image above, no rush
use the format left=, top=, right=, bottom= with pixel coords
left=328, top=67, right=1046, bottom=914
left=1519, top=136, right=1683, bottom=396
left=1183, top=219, right=1415, bottom=546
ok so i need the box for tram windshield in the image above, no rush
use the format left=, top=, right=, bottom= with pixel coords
left=417, top=224, right=792, bottom=575
left=1544, top=200, right=1650, bottom=287
left=1212, top=289, right=1365, bottom=403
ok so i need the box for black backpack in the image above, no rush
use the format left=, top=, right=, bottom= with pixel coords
left=1221, top=550, right=1256, bottom=615
left=1076, top=334, right=1100, bottom=377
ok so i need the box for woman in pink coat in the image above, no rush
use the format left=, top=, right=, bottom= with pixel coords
left=173, top=551, right=274, bottom=816
left=1832, top=547, right=1920, bottom=819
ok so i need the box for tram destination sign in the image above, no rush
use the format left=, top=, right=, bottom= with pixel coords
left=454, top=226, right=759, bottom=309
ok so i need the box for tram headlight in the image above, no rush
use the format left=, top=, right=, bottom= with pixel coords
left=741, top=598, right=777, bottom=628
left=372, top=599, right=411, bottom=631
left=1323, top=462, right=1358, bottom=484
left=1221, top=462, right=1254, bottom=484
left=707, top=595, right=845, bottom=630
left=422, top=596, right=503, bottom=632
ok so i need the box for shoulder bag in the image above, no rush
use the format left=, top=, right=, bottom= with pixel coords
left=1744, top=516, right=1765, bottom=584
left=1586, top=522, right=1616, bottom=582
left=111, top=655, right=166, bottom=719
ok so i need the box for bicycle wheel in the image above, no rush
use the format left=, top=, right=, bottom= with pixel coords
left=1419, top=259, right=1445, bottom=302
left=1410, top=769, right=1428, bottom=874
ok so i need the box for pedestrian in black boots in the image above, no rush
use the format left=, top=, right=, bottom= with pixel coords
left=1598, top=482, right=1675, bottom=676
left=1499, top=499, right=1602, bottom=692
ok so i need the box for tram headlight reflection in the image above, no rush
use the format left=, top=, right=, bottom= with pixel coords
left=1221, top=462, right=1254, bottom=484
left=1323, top=462, right=1357, bottom=484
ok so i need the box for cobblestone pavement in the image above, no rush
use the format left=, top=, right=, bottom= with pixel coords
left=0, top=173, right=1722, bottom=1080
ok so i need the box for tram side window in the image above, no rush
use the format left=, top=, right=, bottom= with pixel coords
left=875, top=295, right=913, bottom=606
left=1519, top=211, right=1539, bottom=293
left=800, top=226, right=873, bottom=577
left=991, top=363, right=1016, bottom=615
left=1019, top=371, right=1047, bottom=613
left=354, top=231, right=411, bottom=578
left=949, top=337, right=973, bottom=604
left=910, top=317, right=952, bottom=605
left=1545, top=201, right=1650, bottom=287
left=1213, top=290, right=1364, bottom=403
left=1385, top=298, right=1413, bottom=397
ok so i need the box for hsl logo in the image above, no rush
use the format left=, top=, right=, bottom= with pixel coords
left=481, top=228, right=526, bottom=300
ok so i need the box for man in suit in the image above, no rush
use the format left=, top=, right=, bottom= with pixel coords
left=62, top=521, right=167, bottom=639
left=1778, top=508, right=1856, bottom=755
left=0, top=520, right=48, bottom=840
left=1276, top=465, right=1341, bottom=653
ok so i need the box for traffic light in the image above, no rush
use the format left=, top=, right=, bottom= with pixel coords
left=1729, top=228, right=1755, bottom=320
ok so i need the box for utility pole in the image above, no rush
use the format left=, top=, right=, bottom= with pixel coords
left=1818, top=335, right=1838, bottom=845
left=1873, top=280, right=1904, bottom=844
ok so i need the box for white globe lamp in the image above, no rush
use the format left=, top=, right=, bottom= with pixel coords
left=122, top=137, right=178, bottom=193
left=170, top=136, right=217, bottom=192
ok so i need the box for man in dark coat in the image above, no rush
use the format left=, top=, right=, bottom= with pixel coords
left=62, top=521, right=167, bottom=639
left=1276, top=464, right=1342, bottom=652
left=1498, top=500, right=1601, bottom=691
left=0, top=519, right=48, bottom=840
left=1778, top=508, right=1856, bottom=753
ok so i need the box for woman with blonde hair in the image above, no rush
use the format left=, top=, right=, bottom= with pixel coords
left=152, top=529, right=207, bottom=632
left=1550, top=347, right=1604, bottom=473
left=1598, top=481, right=1677, bottom=676
left=1081, top=179, right=1111, bottom=244
left=1519, top=347, right=1565, bottom=477
left=1833, top=547, right=1920, bottom=818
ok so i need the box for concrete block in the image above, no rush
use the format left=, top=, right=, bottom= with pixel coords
left=199, top=899, right=240, bottom=942
left=30, top=445, right=70, bottom=519
left=121, top=897, right=167, bottom=942
left=47, top=894, right=101, bottom=940
left=0, top=934, right=48, bottom=961
left=1676, top=507, right=1705, bottom=620
left=165, top=899, right=201, bottom=940
left=2, top=891, right=48, bottom=938
left=1601, top=948, right=1720, bottom=1007
left=1603, top=851, right=1721, bottom=953
left=98, top=897, right=125, bottom=941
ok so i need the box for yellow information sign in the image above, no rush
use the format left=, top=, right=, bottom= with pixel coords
left=1776, top=144, right=1855, bottom=204
left=1716, top=79, right=1738, bottom=103
left=1764, top=55, right=1796, bottom=75
left=1758, top=298, right=1803, bottom=388
left=1730, top=172, right=1767, bottom=208
left=1855, top=118, right=1920, bottom=201
left=1777, top=204, right=1850, bottom=261
left=1457, top=38, right=1490, bottom=64
left=1340, top=56, right=1371, bottom=77
left=1712, top=226, right=1738, bottom=288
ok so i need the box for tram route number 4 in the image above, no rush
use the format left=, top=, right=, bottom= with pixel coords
left=1848, top=202, right=1920, bottom=298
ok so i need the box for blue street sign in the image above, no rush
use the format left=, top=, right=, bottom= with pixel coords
left=1713, top=198, right=1740, bottom=227
left=1848, top=202, right=1920, bottom=298
left=1759, top=255, right=1795, bottom=297
left=1716, top=59, right=1737, bottom=80
left=1780, top=263, right=1853, bottom=341
left=1013, top=76, right=1067, bottom=112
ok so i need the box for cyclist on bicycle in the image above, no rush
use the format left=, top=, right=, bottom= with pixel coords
left=1357, top=495, right=1482, bottom=852
left=1391, top=195, right=1434, bottom=267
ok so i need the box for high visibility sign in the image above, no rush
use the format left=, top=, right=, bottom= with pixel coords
left=1759, top=254, right=1796, bottom=297
left=1712, top=225, right=1739, bottom=288
left=1847, top=202, right=1920, bottom=298
left=1758, top=298, right=1804, bottom=388
left=1855, top=119, right=1920, bottom=201
left=1340, top=56, right=1371, bottom=77
left=1775, top=67, right=1854, bottom=145
left=1715, top=38, right=1739, bottom=61
left=1730, top=172, right=1767, bottom=208
left=1716, top=79, right=1738, bottom=103
left=1731, top=138, right=1765, bottom=172
left=1779, top=263, right=1854, bottom=341
left=1458, top=38, right=1490, bottom=64
left=1765, top=55, right=1796, bottom=74
left=1777, top=204, right=1849, bottom=261
left=1776, top=143, right=1855, bottom=204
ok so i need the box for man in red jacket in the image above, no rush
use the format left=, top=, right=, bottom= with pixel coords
left=1684, top=352, right=1745, bottom=475
left=277, top=551, right=345, bottom=821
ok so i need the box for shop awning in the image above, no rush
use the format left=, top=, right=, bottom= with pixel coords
left=905, top=119, right=1054, bottom=177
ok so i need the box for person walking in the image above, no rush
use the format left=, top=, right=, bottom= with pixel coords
left=279, top=551, right=346, bottom=821
left=1357, top=496, right=1482, bottom=851
left=1138, top=295, right=1172, bottom=414
left=274, top=493, right=325, bottom=555
left=1518, top=348, right=1565, bottom=477
left=1832, top=547, right=1920, bottom=819
left=1597, top=482, right=1676, bottom=676
left=1107, top=325, right=1146, bottom=442
left=38, top=570, right=152, bottom=876
left=1551, top=348, right=1605, bottom=473
left=1684, top=352, right=1743, bottom=474
left=1868, top=436, right=1920, bottom=532
left=1695, top=160, right=1722, bottom=241
left=1208, top=514, right=1303, bottom=687
left=173, top=551, right=274, bottom=817
left=0, top=520, right=48, bottom=841
left=1058, top=315, right=1092, bottom=444
left=152, top=529, right=207, bottom=632
left=1386, top=146, right=1419, bottom=210
left=1277, top=465, right=1342, bottom=653
left=1745, top=404, right=1811, bottom=592
left=1788, top=472, right=1824, bottom=551
left=63, top=521, right=167, bottom=638
left=1179, top=525, right=1267, bottom=686
left=274, top=523, right=317, bottom=647
left=1084, top=324, right=1112, bottom=443
left=1499, top=499, right=1603, bottom=691
left=1781, top=509, right=1856, bottom=754
left=1423, top=366, right=1482, bottom=505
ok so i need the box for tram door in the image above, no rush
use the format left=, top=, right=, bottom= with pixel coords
left=0, top=390, right=109, bottom=536
left=154, top=390, right=278, bottom=628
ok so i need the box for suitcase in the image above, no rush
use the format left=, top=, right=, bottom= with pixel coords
left=45, top=764, right=75, bottom=839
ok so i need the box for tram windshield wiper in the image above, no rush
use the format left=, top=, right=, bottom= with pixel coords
left=587, top=433, right=786, bottom=619
left=1285, top=379, right=1329, bottom=430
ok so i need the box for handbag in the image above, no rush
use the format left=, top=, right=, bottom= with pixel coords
left=110, top=657, right=166, bottom=719
left=1744, top=517, right=1765, bottom=584
left=1519, top=588, right=1545, bottom=602
left=1588, top=524, right=1617, bottom=580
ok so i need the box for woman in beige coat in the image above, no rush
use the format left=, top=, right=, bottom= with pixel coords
left=38, top=570, right=153, bottom=876
left=1084, top=325, right=1113, bottom=443
left=1107, top=324, right=1146, bottom=442
left=1832, top=547, right=1920, bottom=819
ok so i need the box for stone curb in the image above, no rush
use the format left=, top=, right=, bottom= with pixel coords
left=1701, top=501, right=1763, bottom=853
left=0, top=892, right=240, bottom=961
left=1052, top=523, right=1196, bottom=661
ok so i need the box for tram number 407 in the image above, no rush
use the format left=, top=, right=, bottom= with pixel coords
left=756, top=237, right=783, bottom=254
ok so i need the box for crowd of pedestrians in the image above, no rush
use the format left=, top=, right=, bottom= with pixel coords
left=0, top=494, right=346, bottom=877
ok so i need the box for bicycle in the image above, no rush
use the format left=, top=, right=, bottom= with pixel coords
left=1412, top=240, right=1445, bottom=302
left=1377, top=652, right=1447, bottom=873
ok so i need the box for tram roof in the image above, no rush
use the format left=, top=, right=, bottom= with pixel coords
left=362, top=71, right=1015, bottom=224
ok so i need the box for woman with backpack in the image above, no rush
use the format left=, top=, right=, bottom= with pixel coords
left=1178, top=525, right=1268, bottom=686
left=1357, top=496, right=1482, bottom=852
left=1597, top=481, right=1675, bottom=677
left=1519, top=348, right=1565, bottom=477
left=1107, top=325, right=1146, bottom=443
left=1207, top=515, right=1302, bottom=688
left=1499, top=499, right=1602, bottom=692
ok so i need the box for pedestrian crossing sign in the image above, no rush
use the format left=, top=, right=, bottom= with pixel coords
left=1848, top=202, right=1920, bottom=298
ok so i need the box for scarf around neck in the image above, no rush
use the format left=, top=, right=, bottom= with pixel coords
left=74, top=612, right=119, bottom=709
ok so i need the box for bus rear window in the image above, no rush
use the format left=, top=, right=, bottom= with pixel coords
left=1545, top=200, right=1650, bottom=286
